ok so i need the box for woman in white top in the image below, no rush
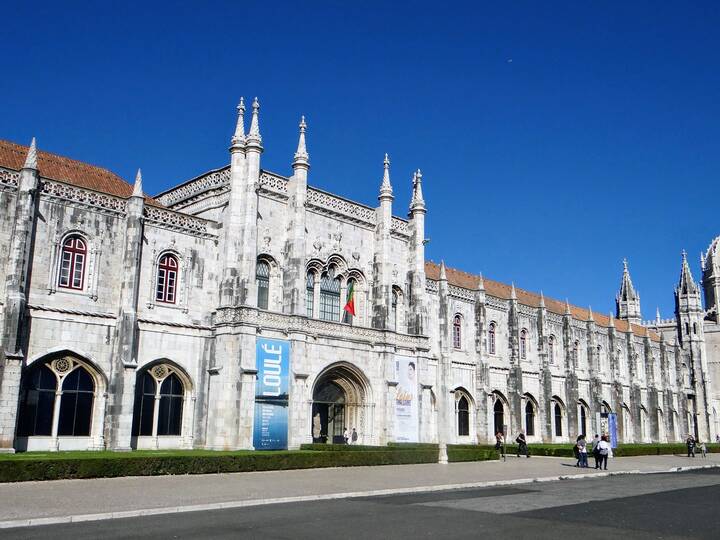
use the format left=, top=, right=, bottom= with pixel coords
left=597, top=435, right=613, bottom=470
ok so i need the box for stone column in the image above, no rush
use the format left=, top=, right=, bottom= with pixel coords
left=0, top=141, right=39, bottom=452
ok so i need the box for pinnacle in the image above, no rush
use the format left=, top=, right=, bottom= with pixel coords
left=247, top=97, right=262, bottom=146
left=132, top=168, right=144, bottom=198
left=439, top=260, right=447, bottom=281
left=293, top=115, right=309, bottom=166
left=379, top=153, right=393, bottom=199
left=231, top=97, right=246, bottom=146
left=510, top=282, right=517, bottom=300
left=23, top=137, right=37, bottom=169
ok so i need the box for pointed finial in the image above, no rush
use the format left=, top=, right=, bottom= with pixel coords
left=539, top=290, right=545, bottom=308
left=132, top=168, right=144, bottom=198
left=246, top=97, right=262, bottom=147
left=231, top=97, right=246, bottom=146
left=477, top=272, right=485, bottom=291
left=510, top=282, right=517, bottom=300
left=23, top=137, right=37, bottom=170
left=293, top=115, right=309, bottom=166
left=410, top=168, right=425, bottom=212
left=379, top=153, right=393, bottom=199
left=439, top=260, right=447, bottom=281
left=656, top=307, right=661, bottom=324
left=565, top=298, right=571, bottom=315
left=623, top=257, right=628, bottom=271
left=608, top=312, right=615, bottom=328
left=588, top=306, right=594, bottom=322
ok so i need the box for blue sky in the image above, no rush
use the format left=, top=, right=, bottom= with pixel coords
left=2, top=1, right=719, bottom=318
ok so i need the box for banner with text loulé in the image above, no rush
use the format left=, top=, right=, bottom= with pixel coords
left=253, top=337, right=290, bottom=450
left=394, top=355, right=419, bottom=442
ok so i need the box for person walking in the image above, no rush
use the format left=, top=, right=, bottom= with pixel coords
left=516, top=432, right=530, bottom=458
left=351, top=428, right=358, bottom=445
left=576, top=435, right=589, bottom=468
left=591, top=434, right=601, bottom=469
left=343, top=427, right=350, bottom=445
left=686, top=434, right=696, bottom=458
left=597, top=434, right=612, bottom=470
left=699, top=440, right=707, bottom=458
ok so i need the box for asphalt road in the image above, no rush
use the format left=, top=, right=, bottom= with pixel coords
left=5, top=469, right=719, bottom=539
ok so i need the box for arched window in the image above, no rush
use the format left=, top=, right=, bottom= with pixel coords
left=17, top=360, right=95, bottom=438
left=488, top=323, right=496, bottom=355
left=17, top=363, right=56, bottom=436
left=306, top=272, right=315, bottom=317
left=493, top=398, right=504, bottom=435
left=573, top=341, right=579, bottom=367
left=520, top=329, right=528, bottom=359
left=525, top=400, right=535, bottom=436
left=155, top=254, right=178, bottom=304
left=256, top=260, right=270, bottom=309
left=58, top=235, right=87, bottom=290
left=453, top=315, right=462, bottom=349
left=554, top=402, right=563, bottom=436
left=158, top=373, right=184, bottom=436
left=457, top=395, right=470, bottom=436
left=693, top=323, right=698, bottom=335
left=390, top=289, right=399, bottom=331
left=132, top=365, right=186, bottom=438
left=579, top=402, right=587, bottom=436
left=319, top=271, right=341, bottom=321
left=548, top=336, right=555, bottom=364
left=58, top=366, right=94, bottom=436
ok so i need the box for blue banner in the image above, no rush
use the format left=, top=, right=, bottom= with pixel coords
left=608, top=413, right=618, bottom=448
left=253, top=337, right=290, bottom=450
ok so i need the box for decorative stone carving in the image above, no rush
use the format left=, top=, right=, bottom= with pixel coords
left=0, top=167, right=20, bottom=189
left=52, top=357, right=72, bottom=374
left=143, top=206, right=217, bottom=240
left=156, top=167, right=231, bottom=207
left=40, top=179, right=127, bottom=214
left=306, top=187, right=377, bottom=227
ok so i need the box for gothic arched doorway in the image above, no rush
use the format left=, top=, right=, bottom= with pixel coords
left=311, top=363, right=369, bottom=444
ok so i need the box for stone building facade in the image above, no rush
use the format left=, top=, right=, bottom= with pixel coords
left=0, top=98, right=718, bottom=452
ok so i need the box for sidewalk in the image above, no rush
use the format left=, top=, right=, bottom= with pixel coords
left=0, top=453, right=718, bottom=528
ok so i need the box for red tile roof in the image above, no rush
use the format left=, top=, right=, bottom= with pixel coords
left=0, top=140, right=160, bottom=206
left=425, top=261, right=660, bottom=342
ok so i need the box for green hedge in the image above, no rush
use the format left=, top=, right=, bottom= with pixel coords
left=0, top=449, right=443, bottom=483
left=500, top=443, right=719, bottom=458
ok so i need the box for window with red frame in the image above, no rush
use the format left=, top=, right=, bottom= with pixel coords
left=453, top=314, right=462, bottom=349
left=156, top=254, right=178, bottom=304
left=58, top=236, right=87, bottom=290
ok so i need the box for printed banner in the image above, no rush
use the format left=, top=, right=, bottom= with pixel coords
left=597, top=412, right=619, bottom=449
left=394, top=355, right=419, bottom=442
left=253, top=337, right=290, bottom=450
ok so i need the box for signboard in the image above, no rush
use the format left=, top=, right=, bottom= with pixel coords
left=597, top=412, right=619, bottom=449
left=253, top=337, right=290, bottom=450
left=394, top=355, right=419, bottom=442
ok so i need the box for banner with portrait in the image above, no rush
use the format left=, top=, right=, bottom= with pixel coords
left=394, top=355, right=419, bottom=442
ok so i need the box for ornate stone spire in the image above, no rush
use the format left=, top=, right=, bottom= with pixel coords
left=410, top=169, right=426, bottom=212
left=510, top=282, right=517, bottom=300
left=656, top=307, right=661, bottom=324
left=246, top=97, right=262, bottom=147
left=565, top=298, right=572, bottom=315
left=477, top=272, right=485, bottom=291
left=378, top=153, right=393, bottom=199
left=608, top=312, right=615, bottom=328
left=677, top=249, right=700, bottom=296
left=293, top=115, right=309, bottom=167
left=132, top=168, right=144, bottom=198
left=588, top=306, right=594, bottom=322
left=231, top=97, right=246, bottom=147
left=439, top=260, right=447, bottom=281
left=616, top=258, right=642, bottom=323
left=23, top=137, right=37, bottom=170
left=539, top=290, right=545, bottom=308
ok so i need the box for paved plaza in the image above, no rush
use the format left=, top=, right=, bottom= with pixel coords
left=0, top=453, right=718, bottom=530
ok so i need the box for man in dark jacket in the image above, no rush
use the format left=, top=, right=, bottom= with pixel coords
left=516, top=432, right=530, bottom=458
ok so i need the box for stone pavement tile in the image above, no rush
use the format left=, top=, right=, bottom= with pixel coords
left=0, top=454, right=717, bottom=522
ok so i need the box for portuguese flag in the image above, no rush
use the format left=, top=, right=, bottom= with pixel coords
left=343, top=281, right=356, bottom=317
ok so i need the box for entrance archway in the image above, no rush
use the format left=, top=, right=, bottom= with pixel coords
left=311, top=363, right=370, bottom=444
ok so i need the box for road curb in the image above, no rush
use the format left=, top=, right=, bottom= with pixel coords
left=0, top=463, right=717, bottom=529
